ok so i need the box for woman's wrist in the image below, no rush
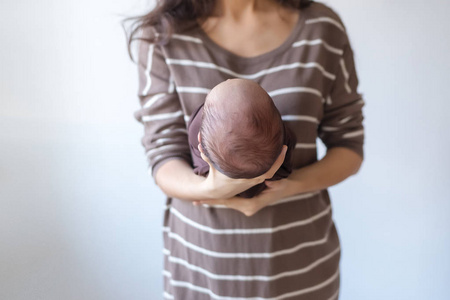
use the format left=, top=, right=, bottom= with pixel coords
left=283, top=147, right=363, bottom=197
left=282, top=176, right=311, bottom=197
left=155, top=159, right=211, bottom=201
left=282, top=165, right=329, bottom=198
left=156, top=160, right=255, bottom=201
left=197, top=176, right=221, bottom=200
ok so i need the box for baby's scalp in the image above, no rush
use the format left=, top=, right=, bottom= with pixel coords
left=200, top=79, right=284, bottom=179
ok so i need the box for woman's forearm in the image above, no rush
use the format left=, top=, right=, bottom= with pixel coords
left=286, top=147, right=363, bottom=196
left=154, top=158, right=275, bottom=202
left=154, top=159, right=208, bottom=201
left=154, top=146, right=287, bottom=201
left=154, top=147, right=363, bottom=202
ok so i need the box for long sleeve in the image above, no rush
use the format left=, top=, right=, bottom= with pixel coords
left=134, top=37, right=191, bottom=181
left=318, top=30, right=365, bottom=160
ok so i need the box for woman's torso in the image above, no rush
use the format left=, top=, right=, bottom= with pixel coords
left=160, top=2, right=345, bottom=299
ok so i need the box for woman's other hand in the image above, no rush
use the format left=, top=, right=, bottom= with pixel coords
left=198, top=145, right=288, bottom=200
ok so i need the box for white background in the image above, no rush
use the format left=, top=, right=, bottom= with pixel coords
left=1, top=0, right=449, bottom=299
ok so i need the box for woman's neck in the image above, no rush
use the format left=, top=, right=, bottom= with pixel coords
left=214, top=0, right=279, bottom=19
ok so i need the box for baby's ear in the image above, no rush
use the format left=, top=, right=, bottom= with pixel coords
left=199, top=147, right=213, bottom=167
left=197, top=132, right=204, bottom=153
left=198, top=143, right=204, bottom=154
left=197, top=133, right=205, bottom=154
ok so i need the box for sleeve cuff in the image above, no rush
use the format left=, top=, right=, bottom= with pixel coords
left=150, top=156, right=192, bottom=185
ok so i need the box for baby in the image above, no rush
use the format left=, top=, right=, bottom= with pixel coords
left=187, top=79, right=296, bottom=198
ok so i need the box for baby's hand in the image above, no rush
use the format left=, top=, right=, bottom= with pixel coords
left=198, top=145, right=287, bottom=200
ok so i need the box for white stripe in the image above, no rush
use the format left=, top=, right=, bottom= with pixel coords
left=142, top=44, right=154, bottom=95
left=176, top=86, right=211, bottom=94
left=292, top=39, right=343, bottom=55
left=326, top=95, right=332, bottom=105
left=175, top=86, right=327, bottom=102
left=163, top=267, right=340, bottom=300
left=161, top=222, right=332, bottom=258
left=320, top=126, right=339, bottom=132
left=168, top=75, right=175, bottom=93
left=184, top=115, right=190, bottom=123
left=268, top=87, right=324, bottom=102
left=147, top=144, right=189, bottom=158
left=147, top=165, right=153, bottom=176
left=305, top=17, right=345, bottom=32
left=295, top=143, right=317, bottom=149
left=168, top=204, right=331, bottom=234
left=156, top=138, right=176, bottom=144
left=171, top=34, right=203, bottom=44
left=160, top=128, right=188, bottom=135
left=163, top=291, right=174, bottom=299
left=198, top=191, right=321, bottom=209
left=281, top=115, right=319, bottom=123
left=163, top=246, right=340, bottom=282
left=143, top=93, right=168, bottom=108
left=339, top=58, right=352, bottom=93
left=200, top=204, right=228, bottom=208
left=166, top=59, right=336, bottom=80
left=152, top=154, right=166, bottom=162
left=343, top=129, right=364, bottom=138
left=327, top=288, right=340, bottom=300
left=339, top=116, right=352, bottom=124
left=142, top=110, right=183, bottom=122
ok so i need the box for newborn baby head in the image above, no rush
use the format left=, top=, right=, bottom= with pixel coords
left=199, top=79, right=284, bottom=179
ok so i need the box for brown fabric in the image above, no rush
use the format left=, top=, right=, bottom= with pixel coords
left=186, top=103, right=297, bottom=198
left=134, top=2, right=364, bottom=299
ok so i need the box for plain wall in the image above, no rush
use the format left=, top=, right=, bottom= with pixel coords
left=1, top=0, right=449, bottom=299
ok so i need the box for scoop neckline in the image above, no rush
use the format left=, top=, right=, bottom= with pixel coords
left=195, top=10, right=307, bottom=65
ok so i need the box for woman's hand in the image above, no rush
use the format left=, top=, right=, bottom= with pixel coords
left=193, top=177, right=296, bottom=216
left=198, top=144, right=288, bottom=200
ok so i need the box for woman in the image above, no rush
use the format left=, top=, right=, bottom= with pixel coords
left=125, top=0, right=364, bottom=299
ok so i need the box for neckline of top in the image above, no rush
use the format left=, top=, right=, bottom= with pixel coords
left=195, top=9, right=308, bottom=65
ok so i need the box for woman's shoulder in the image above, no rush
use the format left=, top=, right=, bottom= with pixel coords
left=302, top=2, right=351, bottom=45
left=305, top=2, right=346, bottom=26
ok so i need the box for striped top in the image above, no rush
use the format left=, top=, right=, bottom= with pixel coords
left=134, top=2, right=365, bottom=299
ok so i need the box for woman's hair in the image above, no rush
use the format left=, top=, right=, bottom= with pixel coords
left=122, top=0, right=314, bottom=61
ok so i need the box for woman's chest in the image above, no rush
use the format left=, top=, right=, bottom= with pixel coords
left=168, top=57, right=329, bottom=126
left=164, top=38, right=335, bottom=167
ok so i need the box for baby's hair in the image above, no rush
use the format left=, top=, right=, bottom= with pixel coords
left=199, top=79, right=284, bottom=179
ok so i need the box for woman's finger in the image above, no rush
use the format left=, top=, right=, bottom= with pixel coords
left=264, top=179, right=282, bottom=189
left=264, top=180, right=276, bottom=187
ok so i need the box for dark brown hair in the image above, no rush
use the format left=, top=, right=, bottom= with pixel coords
left=122, top=0, right=314, bottom=61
